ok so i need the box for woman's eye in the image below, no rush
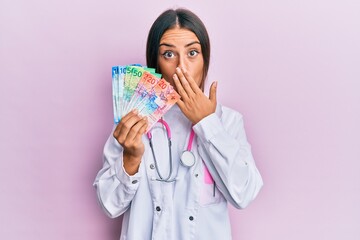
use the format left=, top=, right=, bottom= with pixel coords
left=162, top=51, right=175, bottom=58
left=188, top=50, right=199, bottom=57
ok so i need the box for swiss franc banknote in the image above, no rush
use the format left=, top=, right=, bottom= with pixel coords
left=138, top=78, right=181, bottom=131
left=122, top=66, right=145, bottom=116
left=112, top=66, right=119, bottom=123
left=129, top=71, right=162, bottom=111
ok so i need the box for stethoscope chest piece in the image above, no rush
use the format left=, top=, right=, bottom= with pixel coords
left=180, top=150, right=195, bottom=167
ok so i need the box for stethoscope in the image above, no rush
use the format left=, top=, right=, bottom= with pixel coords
left=147, top=119, right=196, bottom=182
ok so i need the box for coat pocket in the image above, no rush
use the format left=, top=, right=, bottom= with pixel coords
left=199, top=164, right=224, bottom=206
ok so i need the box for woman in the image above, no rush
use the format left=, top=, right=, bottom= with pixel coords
left=94, top=8, right=263, bottom=240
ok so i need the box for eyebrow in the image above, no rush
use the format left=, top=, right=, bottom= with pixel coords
left=159, top=41, right=201, bottom=48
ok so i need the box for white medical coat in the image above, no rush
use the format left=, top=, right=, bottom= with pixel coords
left=94, top=104, right=263, bottom=240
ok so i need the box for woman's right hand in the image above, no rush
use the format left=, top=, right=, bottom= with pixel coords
left=113, top=110, right=148, bottom=175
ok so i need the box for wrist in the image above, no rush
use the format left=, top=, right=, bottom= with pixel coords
left=123, top=153, right=142, bottom=175
left=193, top=111, right=215, bottom=125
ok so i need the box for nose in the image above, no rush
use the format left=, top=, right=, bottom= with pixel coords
left=177, top=54, right=188, bottom=70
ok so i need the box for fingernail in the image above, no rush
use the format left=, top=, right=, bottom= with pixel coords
left=181, top=67, right=187, bottom=73
left=133, top=109, right=138, bottom=114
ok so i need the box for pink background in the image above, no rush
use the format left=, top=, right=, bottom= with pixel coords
left=1, top=0, right=359, bottom=239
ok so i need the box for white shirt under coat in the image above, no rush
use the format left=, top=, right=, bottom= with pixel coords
left=94, top=103, right=263, bottom=240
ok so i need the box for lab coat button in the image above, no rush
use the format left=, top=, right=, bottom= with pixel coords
left=156, top=206, right=161, bottom=211
left=189, top=216, right=194, bottom=221
left=150, top=164, right=155, bottom=169
left=132, top=180, right=138, bottom=184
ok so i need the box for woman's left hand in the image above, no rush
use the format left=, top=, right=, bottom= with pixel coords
left=173, top=67, right=217, bottom=124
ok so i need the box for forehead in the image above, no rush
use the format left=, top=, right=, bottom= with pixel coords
left=160, top=27, right=200, bottom=45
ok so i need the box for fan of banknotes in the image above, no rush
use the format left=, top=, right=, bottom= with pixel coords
left=112, top=64, right=180, bottom=131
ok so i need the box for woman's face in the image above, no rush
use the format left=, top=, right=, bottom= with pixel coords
left=157, top=27, right=204, bottom=88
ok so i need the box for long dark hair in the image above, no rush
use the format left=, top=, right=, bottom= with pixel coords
left=146, top=8, right=210, bottom=91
